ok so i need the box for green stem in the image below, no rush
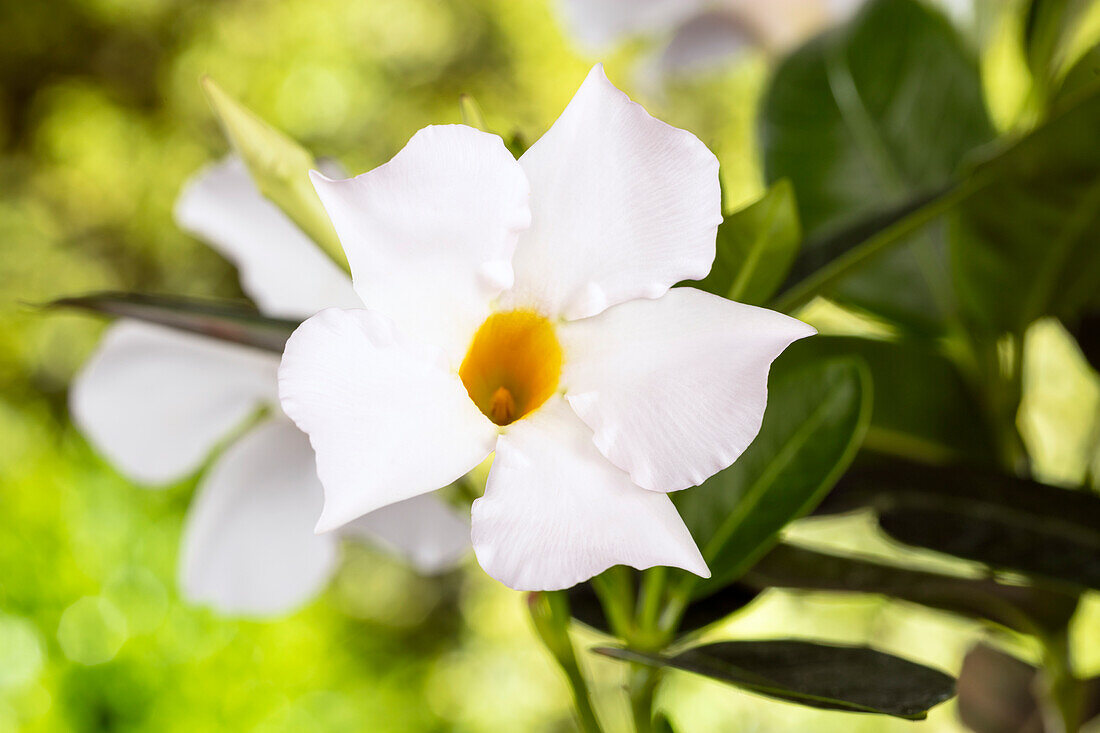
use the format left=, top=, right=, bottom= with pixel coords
left=628, top=664, right=661, bottom=733
left=527, top=592, right=605, bottom=733
left=591, top=567, right=636, bottom=640
left=634, top=568, right=667, bottom=650
left=1039, top=631, right=1084, bottom=733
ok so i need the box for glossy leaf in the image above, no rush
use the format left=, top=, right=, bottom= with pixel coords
left=761, top=0, right=993, bottom=331
left=745, top=543, right=1078, bottom=635
left=1024, top=0, right=1092, bottom=90
left=594, top=641, right=955, bottom=720
left=1070, top=311, right=1100, bottom=373
left=674, top=358, right=871, bottom=594
left=828, top=457, right=1100, bottom=590
left=950, top=77, right=1100, bottom=334
left=693, top=180, right=800, bottom=305
left=1056, top=42, right=1100, bottom=103
left=779, top=335, right=997, bottom=463
left=47, top=292, right=298, bottom=353
left=202, top=77, right=348, bottom=272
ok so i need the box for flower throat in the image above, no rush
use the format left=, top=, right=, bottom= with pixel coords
left=459, top=310, right=562, bottom=426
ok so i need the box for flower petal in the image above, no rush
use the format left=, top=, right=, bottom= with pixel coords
left=554, top=0, right=707, bottom=50
left=310, top=125, right=530, bottom=360
left=561, top=287, right=815, bottom=493
left=654, top=10, right=755, bottom=77
left=471, top=397, right=708, bottom=591
left=179, top=419, right=336, bottom=617
left=342, top=493, right=470, bottom=574
left=503, top=65, right=721, bottom=320
left=279, top=308, right=498, bottom=532
left=174, top=156, right=360, bottom=319
left=70, top=321, right=279, bottom=485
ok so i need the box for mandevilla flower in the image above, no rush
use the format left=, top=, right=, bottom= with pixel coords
left=556, top=0, right=862, bottom=81
left=71, top=156, right=469, bottom=616
left=279, top=65, right=815, bottom=591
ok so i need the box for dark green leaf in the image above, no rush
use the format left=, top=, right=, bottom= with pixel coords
left=565, top=581, right=611, bottom=635
left=674, top=357, right=871, bottom=594
left=761, top=0, right=993, bottom=331
left=950, top=78, right=1100, bottom=334
left=677, top=583, right=761, bottom=636
left=745, top=543, right=1078, bottom=634
left=594, top=640, right=955, bottom=720
left=693, top=180, right=800, bottom=305
left=1024, top=0, right=1092, bottom=90
left=829, top=457, right=1100, bottom=590
left=47, top=292, right=298, bottom=353
left=1056, top=42, right=1100, bottom=103
left=1070, top=312, right=1100, bottom=373
left=779, top=335, right=997, bottom=463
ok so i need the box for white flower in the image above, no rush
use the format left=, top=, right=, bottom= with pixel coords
left=556, top=0, right=974, bottom=83
left=556, top=0, right=850, bottom=81
left=70, top=157, right=470, bottom=617
left=278, top=65, right=815, bottom=592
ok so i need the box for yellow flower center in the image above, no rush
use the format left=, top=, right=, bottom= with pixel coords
left=459, top=310, right=562, bottom=426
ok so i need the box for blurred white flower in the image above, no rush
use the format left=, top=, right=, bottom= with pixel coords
left=556, top=0, right=974, bottom=84
left=279, top=65, right=814, bottom=591
left=71, top=156, right=470, bottom=617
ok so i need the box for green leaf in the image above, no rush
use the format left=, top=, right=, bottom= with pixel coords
left=745, top=543, right=1078, bottom=635
left=675, top=583, right=762, bottom=636
left=950, top=77, right=1100, bottom=334
left=829, top=457, right=1100, bottom=590
left=673, top=357, right=871, bottom=594
left=1056, top=42, right=1100, bottom=103
left=761, top=0, right=994, bottom=331
left=1069, top=311, right=1100, bottom=373
left=773, top=75, right=1100, bottom=331
left=594, top=641, right=955, bottom=720
left=779, top=335, right=997, bottom=463
left=201, top=77, right=348, bottom=272
left=1024, top=0, right=1092, bottom=92
left=693, top=180, right=800, bottom=305
left=46, top=292, right=298, bottom=353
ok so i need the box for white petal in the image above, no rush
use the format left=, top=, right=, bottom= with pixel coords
left=278, top=308, right=498, bottom=532
left=310, top=125, right=530, bottom=360
left=70, top=321, right=279, bottom=485
left=471, top=397, right=708, bottom=591
left=561, top=287, right=815, bottom=493
left=503, top=65, right=721, bottom=320
left=656, top=11, right=755, bottom=76
left=342, top=493, right=470, bottom=574
left=174, top=156, right=360, bottom=319
left=554, top=0, right=708, bottom=50
left=179, top=419, right=337, bottom=617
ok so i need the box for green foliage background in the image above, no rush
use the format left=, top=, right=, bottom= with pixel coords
left=0, top=0, right=1098, bottom=730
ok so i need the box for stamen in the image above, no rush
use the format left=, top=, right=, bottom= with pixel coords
left=489, top=386, right=516, bottom=425
left=459, top=309, right=562, bottom=426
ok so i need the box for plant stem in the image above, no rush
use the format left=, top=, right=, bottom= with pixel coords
left=527, top=592, right=605, bottom=733
left=628, top=664, right=661, bottom=733
left=635, top=568, right=667, bottom=650
left=591, top=567, right=636, bottom=640
left=1039, top=631, right=1084, bottom=733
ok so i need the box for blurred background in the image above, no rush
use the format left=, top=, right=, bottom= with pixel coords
left=1, top=0, right=1099, bottom=730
